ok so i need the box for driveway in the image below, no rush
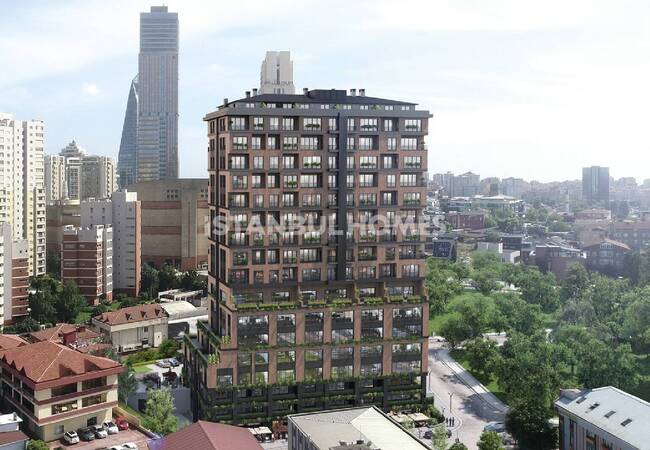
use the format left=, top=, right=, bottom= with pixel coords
left=427, top=337, right=507, bottom=450
left=49, top=428, right=152, bottom=449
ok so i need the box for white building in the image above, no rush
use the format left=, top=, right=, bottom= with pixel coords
left=92, top=304, right=169, bottom=353
left=556, top=387, right=650, bottom=450
left=0, top=113, right=46, bottom=276
left=45, top=141, right=117, bottom=203
left=81, top=190, right=141, bottom=296
left=260, top=51, right=295, bottom=94
left=44, top=154, right=66, bottom=204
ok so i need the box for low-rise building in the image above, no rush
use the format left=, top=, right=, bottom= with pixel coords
left=158, top=289, right=204, bottom=305
left=0, top=340, right=122, bottom=441
left=288, top=406, right=430, bottom=450
left=575, top=208, right=612, bottom=221
left=583, top=238, right=631, bottom=276
left=148, top=420, right=263, bottom=450
left=92, top=304, right=169, bottom=353
left=446, top=210, right=486, bottom=230
left=0, top=413, right=29, bottom=449
left=555, top=386, right=649, bottom=450
left=533, top=241, right=586, bottom=280
left=25, top=323, right=111, bottom=356
left=610, top=221, right=650, bottom=251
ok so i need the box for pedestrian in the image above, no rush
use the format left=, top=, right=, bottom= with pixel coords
left=452, top=417, right=455, bottom=426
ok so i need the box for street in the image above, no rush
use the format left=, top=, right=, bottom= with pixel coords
left=427, top=337, right=507, bottom=450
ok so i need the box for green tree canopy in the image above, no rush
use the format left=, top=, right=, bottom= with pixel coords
left=506, top=401, right=557, bottom=450
left=477, top=431, right=504, bottom=450
left=141, top=388, right=178, bottom=435
left=53, top=280, right=87, bottom=324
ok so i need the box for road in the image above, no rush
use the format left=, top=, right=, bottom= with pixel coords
left=427, top=337, right=507, bottom=450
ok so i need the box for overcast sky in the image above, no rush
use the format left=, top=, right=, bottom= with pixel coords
left=2, top=0, right=650, bottom=182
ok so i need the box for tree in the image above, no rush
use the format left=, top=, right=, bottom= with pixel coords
left=180, top=269, right=206, bottom=292
left=506, top=402, right=557, bottom=450
left=46, top=250, right=61, bottom=279
left=141, top=388, right=178, bottom=435
left=449, top=443, right=469, bottom=450
left=515, top=268, right=559, bottom=313
left=472, top=271, right=500, bottom=296
left=53, top=280, right=87, bottom=324
left=26, top=440, right=49, bottom=450
left=8, top=317, right=41, bottom=334
left=141, top=263, right=160, bottom=297
left=158, top=264, right=178, bottom=292
left=430, top=424, right=448, bottom=450
left=494, top=294, right=544, bottom=335
left=91, top=303, right=108, bottom=318
left=477, top=431, right=504, bottom=450
left=447, top=294, right=501, bottom=338
left=158, top=339, right=180, bottom=358
left=426, top=258, right=463, bottom=314
left=465, top=338, right=499, bottom=378
left=439, top=313, right=473, bottom=348
left=560, top=263, right=589, bottom=301
left=118, top=366, right=137, bottom=405
left=577, top=341, right=638, bottom=391
left=28, top=275, right=59, bottom=323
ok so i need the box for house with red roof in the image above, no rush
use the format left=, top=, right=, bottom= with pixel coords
left=147, top=420, right=263, bottom=450
left=92, top=304, right=169, bottom=353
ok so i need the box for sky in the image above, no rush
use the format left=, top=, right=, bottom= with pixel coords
left=1, top=0, right=650, bottom=183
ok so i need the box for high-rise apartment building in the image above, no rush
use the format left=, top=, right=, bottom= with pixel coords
left=117, top=76, right=139, bottom=189
left=184, top=89, right=430, bottom=423
left=45, top=141, right=117, bottom=203
left=62, top=224, right=113, bottom=304
left=135, top=6, right=179, bottom=182
left=582, top=166, right=610, bottom=204
left=44, top=154, right=66, bottom=204
left=0, top=223, right=29, bottom=327
left=80, top=191, right=141, bottom=296
left=0, top=113, right=46, bottom=277
left=260, top=51, right=295, bottom=95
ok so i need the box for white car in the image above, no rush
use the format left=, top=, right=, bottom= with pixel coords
left=92, top=424, right=108, bottom=438
left=63, top=430, right=79, bottom=444
left=103, top=421, right=119, bottom=434
left=121, top=443, right=138, bottom=450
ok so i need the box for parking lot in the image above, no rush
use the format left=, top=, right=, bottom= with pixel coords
left=48, top=427, right=152, bottom=450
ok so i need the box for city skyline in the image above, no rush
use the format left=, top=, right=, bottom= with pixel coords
left=2, top=1, right=650, bottom=183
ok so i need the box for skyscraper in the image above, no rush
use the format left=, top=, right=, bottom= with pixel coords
left=136, top=6, right=179, bottom=182
left=260, top=51, right=295, bottom=94
left=582, top=166, right=610, bottom=204
left=185, top=88, right=430, bottom=423
left=117, top=76, right=139, bottom=189
left=0, top=113, right=46, bottom=277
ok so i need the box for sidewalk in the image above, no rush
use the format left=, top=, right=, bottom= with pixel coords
left=439, top=349, right=508, bottom=414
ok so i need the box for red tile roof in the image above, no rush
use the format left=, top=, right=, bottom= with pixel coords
left=0, top=334, right=28, bottom=350
left=583, top=238, right=632, bottom=251
left=0, top=340, right=121, bottom=383
left=94, top=304, right=168, bottom=326
left=28, top=323, right=100, bottom=343
left=148, top=421, right=263, bottom=450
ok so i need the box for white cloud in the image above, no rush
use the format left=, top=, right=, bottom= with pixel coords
left=81, top=83, right=100, bottom=97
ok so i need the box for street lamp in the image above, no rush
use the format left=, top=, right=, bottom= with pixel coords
left=448, top=392, right=453, bottom=411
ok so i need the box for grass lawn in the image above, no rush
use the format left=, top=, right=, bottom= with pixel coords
left=132, top=363, right=153, bottom=374
left=449, top=348, right=509, bottom=405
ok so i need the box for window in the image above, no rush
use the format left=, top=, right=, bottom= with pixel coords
left=400, top=174, right=417, bottom=187
left=277, top=332, right=295, bottom=346
left=230, top=117, right=246, bottom=131
left=229, top=156, right=247, bottom=169
left=267, top=135, right=278, bottom=149
left=328, top=174, right=338, bottom=188
left=387, top=137, right=397, bottom=150
left=305, top=330, right=323, bottom=344
left=283, top=136, right=298, bottom=150
left=404, top=156, right=421, bottom=168
left=403, top=192, right=421, bottom=205
left=328, top=137, right=338, bottom=151
left=269, top=156, right=279, bottom=169
left=300, top=248, right=319, bottom=262
left=360, top=118, right=378, bottom=131
left=282, top=117, right=295, bottom=130
left=328, top=118, right=338, bottom=131
left=269, top=117, right=280, bottom=130
left=232, top=175, right=247, bottom=189
left=404, top=119, right=422, bottom=131
left=251, top=136, right=262, bottom=150
left=400, top=137, right=418, bottom=150
left=347, top=137, right=355, bottom=150
left=284, top=175, right=298, bottom=189
left=232, top=136, right=248, bottom=150
left=252, top=117, right=264, bottom=130
left=402, top=264, right=420, bottom=277
left=300, top=136, right=321, bottom=150
left=302, top=194, right=321, bottom=207
left=359, top=174, right=375, bottom=187
left=304, top=118, right=321, bottom=130
left=253, top=156, right=264, bottom=169
left=384, top=119, right=394, bottom=131
left=303, top=155, right=321, bottom=168
left=347, top=118, right=356, bottom=131
left=360, top=156, right=377, bottom=169
left=359, top=137, right=375, bottom=150
left=283, top=155, right=297, bottom=169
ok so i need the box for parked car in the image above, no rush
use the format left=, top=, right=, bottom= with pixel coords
left=63, top=430, right=79, bottom=444
left=167, top=358, right=180, bottom=367
left=423, top=430, right=433, bottom=439
left=77, top=427, right=96, bottom=442
left=92, top=424, right=108, bottom=439
left=115, top=416, right=130, bottom=430
left=484, top=422, right=507, bottom=433
left=103, top=421, right=119, bottom=434
left=156, top=359, right=171, bottom=368
left=121, top=443, right=137, bottom=449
